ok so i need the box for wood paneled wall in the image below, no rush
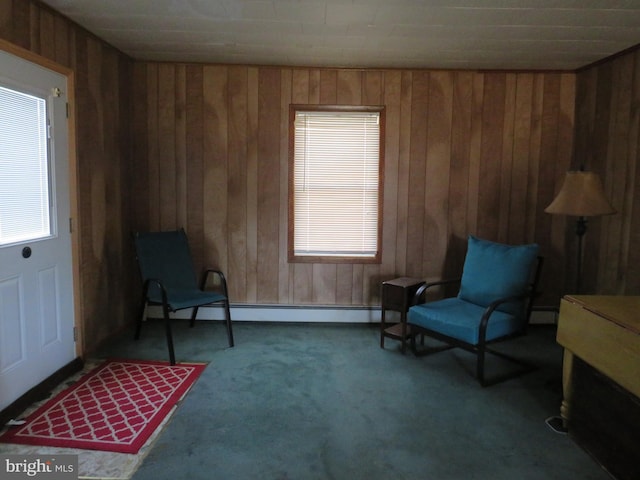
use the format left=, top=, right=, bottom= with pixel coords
left=575, top=46, right=640, bottom=295
left=132, top=64, right=576, bottom=306
left=0, top=0, right=135, bottom=352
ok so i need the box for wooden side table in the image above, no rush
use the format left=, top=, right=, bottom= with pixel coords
left=380, top=277, right=425, bottom=353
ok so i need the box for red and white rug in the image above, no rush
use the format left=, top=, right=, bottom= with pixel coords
left=0, top=359, right=206, bottom=454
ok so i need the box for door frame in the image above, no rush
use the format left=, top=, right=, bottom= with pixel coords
left=0, top=38, right=83, bottom=357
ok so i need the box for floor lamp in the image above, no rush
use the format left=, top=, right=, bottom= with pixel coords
left=545, top=170, right=616, bottom=294
left=543, top=170, right=616, bottom=435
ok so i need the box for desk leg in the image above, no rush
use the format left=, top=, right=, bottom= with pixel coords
left=560, top=349, right=574, bottom=429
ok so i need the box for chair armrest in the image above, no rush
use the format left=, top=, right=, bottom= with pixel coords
left=478, top=293, right=528, bottom=342
left=412, top=278, right=461, bottom=306
left=200, top=269, right=230, bottom=298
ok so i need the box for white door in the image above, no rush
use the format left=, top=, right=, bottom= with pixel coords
left=0, top=49, right=75, bottom=412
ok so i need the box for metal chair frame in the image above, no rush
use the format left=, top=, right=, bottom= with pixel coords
left=133, top=229, right=234, bottom=365
left=409, top=256, right=543, bottom=386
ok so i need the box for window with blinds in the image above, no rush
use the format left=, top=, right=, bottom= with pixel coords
left=289, top=105, right=384, bottom=263
left=0, top=85, right=51, bottom=246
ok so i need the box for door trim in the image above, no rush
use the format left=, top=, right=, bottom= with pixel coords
left=0, top=38, right=83, bottom=357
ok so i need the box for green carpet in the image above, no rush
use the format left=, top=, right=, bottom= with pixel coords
left=96, top=321, right=610, bottom=480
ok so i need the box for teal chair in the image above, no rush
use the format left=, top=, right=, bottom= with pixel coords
left=133, top=229, right=234, bottom=365
left=408, top=236, right=543, bottom=386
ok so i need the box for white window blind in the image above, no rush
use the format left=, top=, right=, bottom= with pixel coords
left=0, top=85, right=51, bottom=246
left=292, top=109, right=381, bottom=259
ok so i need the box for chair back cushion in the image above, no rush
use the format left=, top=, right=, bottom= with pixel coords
left=134, top=230, right=198, bottom=296
left=458, top=236, right=539, bottom=315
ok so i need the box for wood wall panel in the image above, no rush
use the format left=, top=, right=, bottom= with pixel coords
left=604, top=56, right=633, bottom=292
left=227, top=66, right=249, bottom=302
left=425, top=71, right=453, bottom=278
left=185, top=64, right=204, bottom=269
left=132, top=64, right=578, bottom=307
left=132, top=63, right=149, bottom=232
left=145, top=64, right=160, bottom=230
left=509, top=74, right=532, bottom=242
left=478, top=73, right=506, bottom=240
left=202, top=66, right=228, bottom=274
left=529, top=75, right=546, bottom=240
left=381, top=71, right=401, bottom=278
left=1, top=0, right=135, bottom=353
left=448, top=72, right=473, bottom=276
left=256, top=68, right=281, bottom=303
left=575, top=47, right=640, bottom=296
left=396, top=71, right=413, bottom=273
left=245, top=67, right=259, bottom=303
left=279, top=70, right=292, bottom=304
left=175, top=65, right=188, bottom=230
left=407, top=72, right=429, bottom=279
left=158, top=63, right=177, bottom=230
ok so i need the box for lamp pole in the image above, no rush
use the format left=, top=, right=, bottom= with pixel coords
left=575, top=216, right=587, bottom=294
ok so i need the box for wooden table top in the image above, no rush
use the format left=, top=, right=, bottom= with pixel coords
left=563, top=295, right=640, bottom=335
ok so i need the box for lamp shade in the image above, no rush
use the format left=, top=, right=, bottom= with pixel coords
left=545, top=171, right=616, bottom=217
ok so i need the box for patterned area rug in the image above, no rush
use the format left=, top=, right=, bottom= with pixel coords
left=0, top=359, right=206, bottom=455
left=0, top=359, right=162, bottom=479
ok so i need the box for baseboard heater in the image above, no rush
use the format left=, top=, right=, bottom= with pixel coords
left=146, top=304, right=557, bottom=324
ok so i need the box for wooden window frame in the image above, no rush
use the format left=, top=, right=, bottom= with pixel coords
left=288, top=104, right=385, bottom=264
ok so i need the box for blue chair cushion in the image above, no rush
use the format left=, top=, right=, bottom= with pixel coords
left=458, top=236, right=538, bottom=315
left=408, top=297, right=520, bottom=345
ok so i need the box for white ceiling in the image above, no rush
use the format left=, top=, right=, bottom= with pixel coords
left=41, top=0, right=640, bottom=70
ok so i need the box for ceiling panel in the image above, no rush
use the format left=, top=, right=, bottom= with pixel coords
left=40, top=0, right=640, bottom=70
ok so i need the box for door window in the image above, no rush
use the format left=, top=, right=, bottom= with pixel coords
left=0, top=84, right=51, bottom=246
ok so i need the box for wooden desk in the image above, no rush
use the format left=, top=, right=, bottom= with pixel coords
left=556, top=295, right=640, bottom=480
